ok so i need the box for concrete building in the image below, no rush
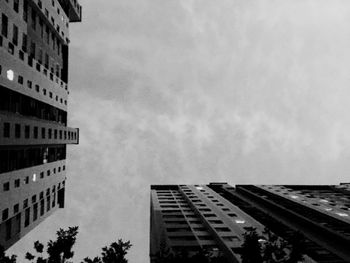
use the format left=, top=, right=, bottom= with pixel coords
left=150, top=183, right=350, bottom=262
left=0, top=0, right=81, bottom=249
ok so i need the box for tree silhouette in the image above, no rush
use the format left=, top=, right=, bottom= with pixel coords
left=1, top=226, right=132, bottom=263
left=0, top=245, right=17, bottom=263
left=25, top=226, right=79, bottom=263
left=82, top=239, right=132, bottom=263
left=239, top=227, right=305, bottom=263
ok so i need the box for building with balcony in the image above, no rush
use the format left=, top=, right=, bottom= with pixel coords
left=150, top=183, right=350, bottom=262
left=0, top=0, right=81, bottom=249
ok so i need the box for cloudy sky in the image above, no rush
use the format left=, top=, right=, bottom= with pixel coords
left=8, top=0, right=350, bottom=262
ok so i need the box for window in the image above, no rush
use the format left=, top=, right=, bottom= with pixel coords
left=23, top=199, right=28, bottom=209
left=214, top=227, right=231, bottom=232
left=54, top=129, right=57, bottom=139
left=33, top=203, right=38, bottom=221
left=23, top=1, right=28, bottom=22
left=13, top=204, right=19, bottom=214
left=32, top=195, right=37, bottom=203
left=15, top=124, right=21, bottom=138
left=40, top=199, right=44, bottom=216
left=25, top=208, right=30, bottom=227
left=24, top=176, right=29, bottom=184
left=12, top=24, right=18, bottom=46
left=30, top=41, right=36, bottom=58
left=3, top=182, right=10, bottom=191
left=27, top=80, right=32, bottom=89
left=25, top=125, right=30, bottom=138
left=209, top=220, right=223, bottom=224
left=42, top=127, right=46, bottom=139
left=47, top=196, right=50, bottom=211
left=2, top=208, right=9, bottom=221
left=48, top=129, right=52, bottom=139
left=3, top=122, right=10, bottom=137
left=2, top=14, right=8, bottom=38
left=35, top=84, right=40, bottom=92
left=13, top=0, right=19, bottom=12
left=40, top=172, right=44, bottom=179
left=33, top=126, right=38, bottom=138
left=14, top=179, right=20, bottom=188
left=31, top=9, right=37, bottom=30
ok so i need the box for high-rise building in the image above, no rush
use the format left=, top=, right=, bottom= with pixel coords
left=0, top=0, right=81, bottom=250
left=150, top=183, right=350, bottom=263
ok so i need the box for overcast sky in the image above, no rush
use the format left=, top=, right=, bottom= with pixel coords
left=8, top=0, right=350, bottom=262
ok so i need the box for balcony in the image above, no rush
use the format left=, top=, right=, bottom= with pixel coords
left=58, top=0, right=82, bottom=23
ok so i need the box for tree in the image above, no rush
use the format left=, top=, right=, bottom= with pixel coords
left=239, top=227, right=263, bottom=263
left=0, top=226, right=132, bottom=263
left=25, top=226, right=79, bottom=263
left=239, top=228, right=305, bottom=263
left=0, top=245, right=17, bottom=263
left=82, top=239, right=132, bottom=263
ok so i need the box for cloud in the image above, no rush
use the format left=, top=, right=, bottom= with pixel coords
left=8, top=0, right=350, bottom=262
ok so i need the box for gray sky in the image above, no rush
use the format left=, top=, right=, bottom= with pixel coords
left=8, top=0, right=350, bottom=262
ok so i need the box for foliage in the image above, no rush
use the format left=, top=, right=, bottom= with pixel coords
left=25, top=226, right=79, bottom=263
left=0, top=226, right=132, bottom=263
left=239, top=227, right=305, bottom=263
left=0, top=245, right=17, bottom=263
left=153, top=248, right=229, bottom=263
left=82, top=239, right=132, bottom=263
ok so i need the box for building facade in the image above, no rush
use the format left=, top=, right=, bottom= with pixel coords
left=151, top=183, right=350, bottom=262
left=0, top=0, right=81, bottom=249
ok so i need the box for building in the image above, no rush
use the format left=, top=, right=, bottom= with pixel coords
left=0, top=0, right=81, bottom=250
left=150, top=183, right=350, bottom=262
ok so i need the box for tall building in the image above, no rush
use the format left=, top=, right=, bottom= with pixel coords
left=150, top=183, right=350, bottom=263
left=0, top=0, right=81, bottom=250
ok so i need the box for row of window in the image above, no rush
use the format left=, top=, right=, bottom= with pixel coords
left=0, top=145, right=66, bottom=173
left=1, top=181, right=65, bottom=241
left=1, top=13, right=66, bottom=83
left=2, top=165, right=65, bottom=193
left=0, top=86, right=67, bottom=125
left=2, top=121, right=77, bottom=141
left=0, top=60, right=68, bottom=110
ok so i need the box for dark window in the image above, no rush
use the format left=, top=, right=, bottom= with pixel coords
left=13, top=0, right=19, bottom=12
left=24, top=208, right=30, bottom=227
left=3, top=182, right=10, bottom=191
left=12, top=24, right=18, bottom=45
left=1, top=14, right=8, bottom=38
left=47, top=196, right=50, bottom=211
left=22, top=33, right=27, bottom=51
left=2, top=208, right=9, bottom=221
left=33, top=203, right=38, bottom=221
left=13, top=204, right=19, bottom=214
left=18, top=75, right=23, bottom=84
left=23, top=199, right=28, bottom=209
left=32, top=195, right=36, bottom=203
left=54, top=129, right=57, bottom=139
left=27, top=80, right=32, bottom=89
left=40, top=199, right=44, bottom=216
left=15, top=124, right=21, bottom=138
left=14, top=179, right=20, bottom=188
left=25, top=125, right=30, bottom=138
left=42, top=127, right=46, bottom=139
left=48, top=129, right=52, bottom=139
left=24, top=176, right=29, bottom=184
left=33, top=126, right=38, bottom=138
left=40, top=172, right=44, bottom=178
left=31, top=9, right=36, bottom=30
left=30, top=41, right=35, bottom=58
left=3, top=122, right=10, bottom=137
left=23, top=1, right=28, bottom=22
